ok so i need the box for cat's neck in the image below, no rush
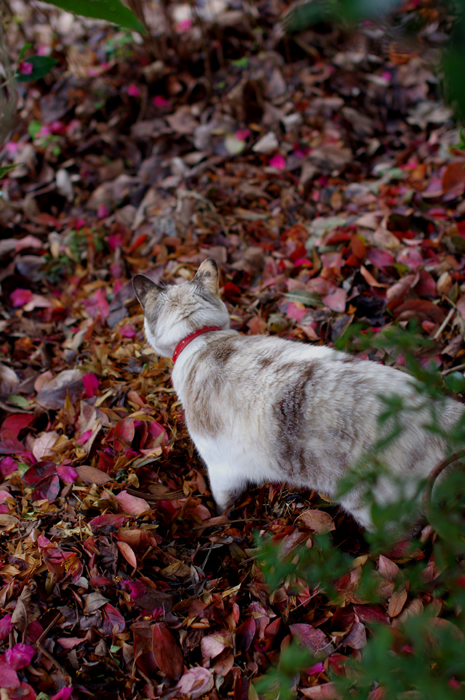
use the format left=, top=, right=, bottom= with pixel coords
left=172, top=326, right=223, bottom=365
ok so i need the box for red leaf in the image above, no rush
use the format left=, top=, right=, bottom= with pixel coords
left=152, top=623, right=184, bottom=680
left=32, top=475, right=61, bottom=502
left=322, top=288, right=346, bottom=313
left=101, top=604, right=126, bottom=635
left=89, top=514, right=128, bottom=532
left=290, top=624, right=332, bottom=657
left=366, top=248, right=395, bottom=269
left=23, top=462, right=57, bottom=485
left=56, top=465, right=78, bottom=484
left=0, top=414, right=34, bottom=440
left=115, top=490, right=150, bottom=517
left=0, top=438, right=29, bottom=455
left=10, top=289, right=33, bottom=307
left=113, top=419, right=135, bottom=451
left=236, top=618, right=256, bottom=652
left=355, top=605, right=390, bottom=626
left=0, top=659, right=20, bottom=688
left=350, top=234, right=366, bottom=260
left=175, top=668, right=214, bottom=698
left=82, top=373, right=99, bottom=398
left=117, top=541, right=138, bottom=568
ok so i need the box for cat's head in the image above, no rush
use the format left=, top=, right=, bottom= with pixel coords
left=133, top=259, right=230, bottom=358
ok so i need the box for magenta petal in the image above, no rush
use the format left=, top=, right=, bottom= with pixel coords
left=269, top=154, right=286, bottom=170
left=0, top=615, right=13, bottom=642
left=5, top=643, right=34, bottom=670
left=51, top=688, right=73, bottom=700
left=0, top=660, right=19, bottom=688
left=82, top=373, right=99, bottom=398
left=0, top=457, right=16, bottom=477
left=56, top=465, right=78, bottom=484
left=10, top=289, right=33, bottom=307
left=119, top=325, right=136, bottom=338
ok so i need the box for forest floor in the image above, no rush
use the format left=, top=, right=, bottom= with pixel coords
left=1, top=1, right=465, bottom=699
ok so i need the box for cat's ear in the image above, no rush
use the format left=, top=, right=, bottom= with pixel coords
left=193, top=258, right=219, bottom=295
left=133, top=275, right=162, bottom=310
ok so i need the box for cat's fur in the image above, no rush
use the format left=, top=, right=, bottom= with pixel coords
left=133, top=259, right=463, bottom=530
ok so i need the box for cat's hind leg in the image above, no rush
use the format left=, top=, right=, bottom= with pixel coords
left=207, top=466, right=247, bottom=515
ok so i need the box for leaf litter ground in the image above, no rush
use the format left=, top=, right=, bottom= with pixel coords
left=1, top=2, right=465, bottom=698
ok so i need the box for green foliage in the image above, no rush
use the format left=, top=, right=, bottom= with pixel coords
left=16, top=56, right=58, bottom=82
left=0, top=163, right=19, bottom=179
left=257, top=323, right=465, bottom=699
left=42, top=0, right=145, bottom=34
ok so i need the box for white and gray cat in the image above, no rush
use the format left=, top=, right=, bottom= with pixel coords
left=133, top=259, right=463, bottom=530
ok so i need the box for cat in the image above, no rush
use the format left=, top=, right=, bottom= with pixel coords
left=133, top=259, right=463, bottom=530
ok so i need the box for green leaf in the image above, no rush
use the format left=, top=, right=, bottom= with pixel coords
left=16, top=56, right=58, bottom=82
left=0, top=163, right=19, bottom=178
left=18, top=43, right=32, bottom=61
left=43, top=0, right=145, bottom=34
left=445, top=372, right=465, bottom=395
left=7, top=394, right=30, bottom=408
left=284, top=290, right=323, bottom=307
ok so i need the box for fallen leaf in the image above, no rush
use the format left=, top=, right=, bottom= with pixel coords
left=298, top=510, right=336, bottom=533
left=152, top=623, right=183, bottom=680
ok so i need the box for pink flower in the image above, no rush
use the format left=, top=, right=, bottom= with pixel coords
left=5, top=142, right=19, bottom=153
left=82, top=373, right=99, bottom=398
left=5, top=643, right=35, bottom=670
left=152, top=95, right=171, bottom=108
left=127, top=84, right=141, bottom=98
left=39, top=126, right=51, bottom=137
left=97, top=204, right=110, bottom=219
left=120, top=325, right=136, bottom=338
left=176, top=19, right=192, bottom=32
left=10, top=289, right=33, bottom=307
left=17, top=61, right=33, bottom=75
left=269, top=154, right=286, bottom=170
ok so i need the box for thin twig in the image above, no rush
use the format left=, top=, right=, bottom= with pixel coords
left=422, top=448, right=465, bottom=522
left=441, top=362, right=465, bottom=376
left=432, top=307, right=455, bottom=340
left=36, top=611, right=62, bottom=646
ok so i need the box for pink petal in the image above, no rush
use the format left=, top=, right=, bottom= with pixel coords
left=152, top=95, right=171, bottom=108
left=56, top=465, right=78, bottom=484
left=5, top=643, right=34, bottom=670
left=0, top=660, right=19, bottom=687
left=0, top=615, right=13, bottom=642
left=97, top=204, right=110, bottom=219
left=10, top=289, right=33, bottom=307
left=176, top=19, right=192, bottom=32
left=17, top=61, right=33, bottom=75
left=127, top=84, right=141, bottom=97
left=51, top=688, right=73, bottom=700
left=82, top=373, right=99, bottom=398
left=322, top=287, right=347, bottom=313
left=269, top=154, right=286, bottom=170
left=119, top=325, right=136, bottom=338
left=115, top=490, right=150, bottom=517
left=235, top=129, right=251, bottom=141
left=0, top=457, right=17, bottom=477
left=307, top=661, right=325, bottom=674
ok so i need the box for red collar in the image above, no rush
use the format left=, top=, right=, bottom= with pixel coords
left=172, top=326, right=222, bottom=365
